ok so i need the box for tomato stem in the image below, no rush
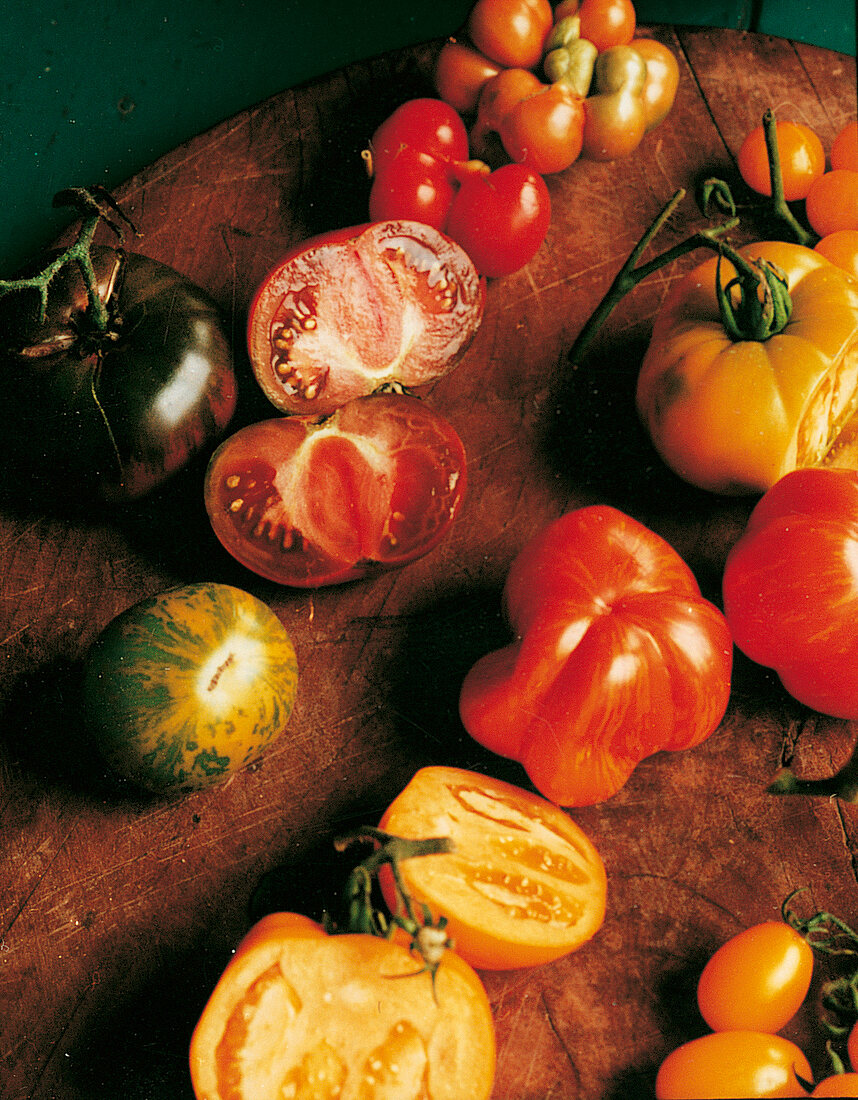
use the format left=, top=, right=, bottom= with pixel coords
left=768, top=730, right=858, bottom=803
left=0, top=186, right=137, bottom=333
left=761, top=108, right=816, bottom=247
left=566, top=187, right=739, bottom=371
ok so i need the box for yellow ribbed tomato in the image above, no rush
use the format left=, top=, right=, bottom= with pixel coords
left=83, top=582, right=298, bottom=793
left=636, top=240, right=858, bottom=494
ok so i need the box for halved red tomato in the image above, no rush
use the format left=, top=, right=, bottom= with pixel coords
left=204, top=393, right=467, bottom=587
left=246, top=221, right=485, bottom=419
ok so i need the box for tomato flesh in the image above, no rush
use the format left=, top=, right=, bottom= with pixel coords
left=379, top=766, right=607, bottom=970
left=190, top=913, right=496, bottom=1100
left=204, top=393, right=467, bottom=587
left=247, top=221, right=484, bottom=419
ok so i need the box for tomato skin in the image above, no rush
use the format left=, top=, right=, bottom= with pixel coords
left=378, top=766, right=607, bottom=970
left=467, top=0, right=553, bottom=69
left=697, top=922, right=814, bottom=1034
left=247, top=221, right=484, bottom=418
left=0, top=247, right=236, bottom=503
left=815, top=228, right=858, bottom=279
left=812, top=1074, right=858, bottom=1096
left=189, top=912, right=496, bottom=1100
left=83, top=583, right=298, bottom=792
left=497, top=80, right=586, bottom=174
left=831, top=120, right=858, bottom=172
left=434, top=38, right=502, bottom=115
left=577, top=0, right=637, bottom=52
left=445, top=163, right=551, bottom=276
left=848, top=1020, right=858, bottom=1071
left=204, top=393, right=468, bottom=588
left=636, top=240, right=858, bottom=494
left=470, top=66, right=546, bottom=158
left=806, top=169, right=858, bottom=236
left=738, top=120, right=825, bottom=202
left=722, top=467, right=858, bottom=718
left=459, top=506, right=733, bottom=806
left=634, top=38, right=680, bottom=131
left=655, top=1031, right=813, bottom=1099
left=580, top=45, right=647, bottom=161
left=370, top=97, right=470, bottom=170
left=368, top=146, right=457, bottom=230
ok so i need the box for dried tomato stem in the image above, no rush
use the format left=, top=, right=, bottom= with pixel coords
left=768, top=726, right=858, bottom=802
left=0, top=186, right=137, bottom=333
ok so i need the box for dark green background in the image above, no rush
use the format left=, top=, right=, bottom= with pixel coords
left=1, top=0, right=854, bottom=272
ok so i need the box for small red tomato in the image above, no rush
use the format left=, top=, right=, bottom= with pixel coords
left=434, top=38, right=502, bottom=115
left=370, top=97, right=470, bottom=169
left=655, top=1031, right=813, bottom=1099
left=467, top=0, right=553, bottom=70
left=806, top=169, right=858, bottom=236
left=831, top=119, right=858, bottom=172
left=696, top=922, right=814, bottom=1034
left=738, top=119, right=825, bottom=201
left=577, top=0, right=636, bottom=52
left=368, top=146, right=456, bottom=230
left=445, top=163, right=551, bottom=277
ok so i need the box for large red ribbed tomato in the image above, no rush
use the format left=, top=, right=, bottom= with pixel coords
left=204, top=393, right=467, bottom=587
left=246, top=221, right=484, bottom=419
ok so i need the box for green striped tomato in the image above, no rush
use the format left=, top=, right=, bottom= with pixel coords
left=83, top=583, right=298, bottom=793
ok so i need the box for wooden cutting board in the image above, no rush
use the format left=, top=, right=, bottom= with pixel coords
left=1, top=26, right=856, bottom=1100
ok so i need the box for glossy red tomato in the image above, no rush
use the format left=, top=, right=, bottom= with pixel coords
left=247, top=221, right=484, bottom=419
left=697, top=922, right=814, bottom=1034
left=805, top=169, right=858, bottom=236
left=444, top=163, right=551, bottom=276
left=467, top=0, right=553, bottom=69
left=434, top=38, right=502, bottom=115
left=577, top=0, right=636, bottom=52
left=655, top=1031, right=813, bottom=1099
left=369, top=98, right=470, bottom=171
left=738, top=119, right=825, bottom=202
left=722, top=467, right=858, bottom=718
left=204, top=393, right=467, bottom=587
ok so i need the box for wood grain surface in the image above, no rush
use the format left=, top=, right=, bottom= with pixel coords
left=1, top=26, right=856, bottom=1100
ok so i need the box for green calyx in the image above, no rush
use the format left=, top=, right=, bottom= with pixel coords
left=0, top=186, right=137, bottom=334
left=715, top=250, right=793, bottom=342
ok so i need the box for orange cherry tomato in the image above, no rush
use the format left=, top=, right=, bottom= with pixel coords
left=497, top=80, right=586, bottom=173
left=806, top=169, right=858, bottom=236
left=812, top=1073, right=858, bottom=1096
left=815, top=228, right=858, bottom=279
left=848, top=1019, right=858, bottom=1071
left=655, top=1031, right=813, bottom=1099
left=189, top=911, right=496, bottom=1100
left=831, top=119, right=858, bottom=171
left=467, top=0, right=553, bottom=70
left=434, top=38, right=502, bottom=115
left=577, top=0, right=636, bottom=52
left=378, top=765, right=607, bottom=970
left=738, top=119, right=825, bottom=202
left=696, top=922, right=814, bottom=1033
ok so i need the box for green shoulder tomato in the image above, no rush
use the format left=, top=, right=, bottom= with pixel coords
left=83, top=582, right=298, bottom=792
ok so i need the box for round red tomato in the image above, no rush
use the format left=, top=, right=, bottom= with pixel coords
left=738, top=119, right=825, bottom=202
left=577, top=0, right=636, bottom=52
left=434, top=38, right=502, bottom=115
left=204, top=393, right=467, bottom=587
left=696, top=922, right=814, bottom=1034
left=83, top=583, right=298, bottom=792
left=806, top=169, right=858, bottom=236
left=369, top=98, right=470, bottom=170
left=378, top=766, right=607, bottom=970
left=655, top=1031, right=813, bottom=1099
left=247, top=221, right=485, bottom=419
left=467, top=0, right=553, bottom=69
left=444, top=163, right=551, bottom=277
left=722, top=467, right=858, bottom=718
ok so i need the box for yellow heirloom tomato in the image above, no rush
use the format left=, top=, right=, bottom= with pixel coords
left=636, top=240, right=858, bottom=494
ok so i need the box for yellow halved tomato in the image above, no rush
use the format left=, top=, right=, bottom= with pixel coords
left=189, top=911, right=496, bottom=1100
left=636, top=240, right=858, bottom=494
left=378, top=765, right=607, bottom=970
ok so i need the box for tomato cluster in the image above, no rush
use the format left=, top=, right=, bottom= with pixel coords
left=657, top=914, right=858, bottom=1098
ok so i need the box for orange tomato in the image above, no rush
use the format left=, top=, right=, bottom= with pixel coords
left=806, top=169, right=858, bottom=236
left=577, top=0, right=637, bottom=52
left=497, top=80, right=586, bottom=173
left=738, top=119, right=825, bottom=201
left=634, top=37, right=681, bottom=131
left=434, top=38, right=502, bottom=115
left=189, top=911, right=496, bottom=1100
left=848, top=1019, right=858, bottom=1071
left=831, top=119, right=858, bottom=171
left=378, top=765, right=607, bottom=970
left=467, top=0, right=553, bottom=69
left=815, top=228, right=858, bottom=279
left=812, top=1073, right=858, bottom=1096
left=655, top=1031, right=813, bottom=1099
left=696, top=922, right=814, bottom=1033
